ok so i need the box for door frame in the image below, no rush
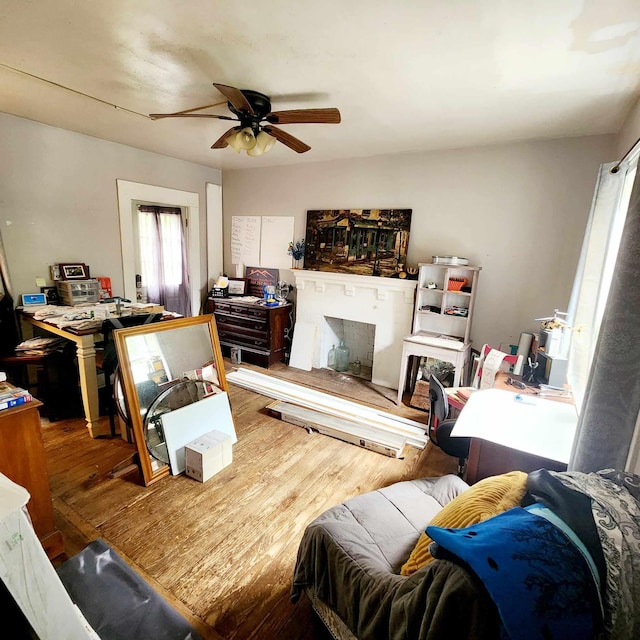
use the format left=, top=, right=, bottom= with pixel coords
left=116, top=180, right=200, bottom=315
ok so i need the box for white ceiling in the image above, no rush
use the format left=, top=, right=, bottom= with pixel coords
left=1, top=1, right=639, bottom=171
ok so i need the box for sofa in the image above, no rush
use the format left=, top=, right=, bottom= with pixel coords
left=291, top=469, right=640, bottom=640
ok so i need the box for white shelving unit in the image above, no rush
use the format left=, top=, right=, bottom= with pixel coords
left=397, top=262, right=481, bottom=404
left=413, top=262, right=481, bottom=342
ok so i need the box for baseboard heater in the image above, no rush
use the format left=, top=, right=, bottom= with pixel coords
left=227, top=367, right=428, bottom=454
left=267, top=400, right=406, bottom=458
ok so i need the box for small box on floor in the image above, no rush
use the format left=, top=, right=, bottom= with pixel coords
left=185, top=430, right=233, bottom=482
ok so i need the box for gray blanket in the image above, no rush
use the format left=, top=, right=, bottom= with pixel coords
left=291, top=475, right=499, bottom=640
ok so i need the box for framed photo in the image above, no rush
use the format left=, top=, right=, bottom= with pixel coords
left=59, top=263, right=89, bottom=280
left=227, top=277, right=248, bottom=296
left=40, top=285, right=59, bottom=304
left=49, top=264, right=61, bottom=281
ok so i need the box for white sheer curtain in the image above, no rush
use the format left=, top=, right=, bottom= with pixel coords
left=137, top=206, right=191, bottom=317
left=567, top=156, right=640, bottom=472
left=566, top=161, right=636, bottom=411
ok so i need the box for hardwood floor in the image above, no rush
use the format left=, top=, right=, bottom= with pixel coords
left=43, top=361, right=457, bottom=640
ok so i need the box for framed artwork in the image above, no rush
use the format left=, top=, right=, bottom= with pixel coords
left=245, top=266, right=278, bottom=297
left=303, top=208, right=412, bottom=277
left=227, top=277, right=248, bottom=296
left=59, top=263, right=89, bottom=280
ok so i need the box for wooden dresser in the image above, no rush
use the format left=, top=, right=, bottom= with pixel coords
left=207, top=298, right=292, bottom=368
left=0, top=393, right=64, bottom=560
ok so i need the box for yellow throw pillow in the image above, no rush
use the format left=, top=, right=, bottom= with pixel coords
left=400, top=471, right=528, bottom=576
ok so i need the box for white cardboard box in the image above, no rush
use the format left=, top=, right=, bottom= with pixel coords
left=185, top=430, right=233, bottom=482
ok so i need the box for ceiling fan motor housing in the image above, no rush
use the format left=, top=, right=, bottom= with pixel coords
left=229, top=90, right=272, bottom=134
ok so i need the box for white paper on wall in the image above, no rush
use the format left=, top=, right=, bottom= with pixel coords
left=260, top=216, right=295, bottom=269
left=231, top=216, right=261, bottom=267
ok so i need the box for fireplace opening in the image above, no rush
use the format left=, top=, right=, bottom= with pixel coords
left=322, top=316, right=375, bottom=381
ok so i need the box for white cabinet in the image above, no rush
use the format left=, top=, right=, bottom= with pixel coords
left=412, top=263, right=481, bottom=343
left=397, top=262, right=481, bottom=404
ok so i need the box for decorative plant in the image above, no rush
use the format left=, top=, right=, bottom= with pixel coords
left=288, top=239, right=305, bottom=261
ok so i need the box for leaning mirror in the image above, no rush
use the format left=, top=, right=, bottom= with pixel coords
left=114, top=314, right=228, bottom=486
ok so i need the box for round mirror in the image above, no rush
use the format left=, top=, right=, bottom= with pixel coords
left=143, top=378, right=220, bottom=464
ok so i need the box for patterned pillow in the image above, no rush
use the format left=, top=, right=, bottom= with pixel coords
left=400, top=471, right=528, bottom=576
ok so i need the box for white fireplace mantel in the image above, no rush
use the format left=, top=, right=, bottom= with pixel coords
left=291, top=270, right=417, bottom=388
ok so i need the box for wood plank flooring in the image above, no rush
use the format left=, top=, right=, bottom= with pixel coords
left=43, top=361, right=456, bottom=640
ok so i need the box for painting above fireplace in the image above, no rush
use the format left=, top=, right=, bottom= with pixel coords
left=304, top=209, right=412, bottom=277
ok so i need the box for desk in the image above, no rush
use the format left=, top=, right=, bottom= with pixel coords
left=20, top=316, right=105, bottom=437
left=450, top=386, right=578, bottom=484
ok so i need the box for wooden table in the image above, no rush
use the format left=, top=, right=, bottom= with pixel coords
left=0, top=392, right=64, bottom=559
left=20, top=315, right=107, bottom=437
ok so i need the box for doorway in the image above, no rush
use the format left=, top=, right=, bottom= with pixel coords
left=117, top=181, right=201, bottom=315
left=135, top=204, right=190, bottom=316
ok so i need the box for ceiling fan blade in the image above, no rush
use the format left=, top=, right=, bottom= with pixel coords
left=213, top=83, right=254, bottom=114
left=211, top=127, right=239, bottom=149
left=266, top=108, right=341, bottom=125
left=264, top=126, right=311, bottom=153
left=149, top=112, right=236, bottom=121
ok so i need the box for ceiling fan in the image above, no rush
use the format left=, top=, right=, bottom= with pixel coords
left=149, top=83, right=341, bottom=156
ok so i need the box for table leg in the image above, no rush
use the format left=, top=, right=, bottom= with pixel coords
left=75, top=338, right=102, bottom=438
left=397, top=348, right=409, bottom=405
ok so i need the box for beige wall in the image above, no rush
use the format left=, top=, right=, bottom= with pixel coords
left=1, top=108, right=621, bottom=354
left=616, top=95, right=640, bottom=159
left=222, top=135, right=615, bottom=351
left=0, top=112, right=221, bottom=302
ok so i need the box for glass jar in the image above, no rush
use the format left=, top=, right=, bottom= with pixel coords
left=335, top=339, right=350, bottom=372
left=327, top=344, right=337, bottom=369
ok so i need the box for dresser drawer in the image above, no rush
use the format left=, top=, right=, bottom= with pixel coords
left=213, top=300, right=267, bottom=320
left=218, top=329, right=270, bottom=349
left=214, top=311, right=268, bottom=333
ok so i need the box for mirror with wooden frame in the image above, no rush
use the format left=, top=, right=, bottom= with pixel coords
left=114, top=314, right=228, bottom=486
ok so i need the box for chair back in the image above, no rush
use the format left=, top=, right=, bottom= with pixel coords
left=100, top=313, right=163, bottom=372
left=472, top=343, right=524, bottom=389
left=428, top=374, right=450, bottom=440
left=0, top=292, right=20, bottom=356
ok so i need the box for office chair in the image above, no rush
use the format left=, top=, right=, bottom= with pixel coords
left=96, top=313, right=163, bottom=437
left=428, top=374, right=470, bottom=477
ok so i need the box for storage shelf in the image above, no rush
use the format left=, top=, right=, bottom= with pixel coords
left=412, top=263, right=481, bottom=345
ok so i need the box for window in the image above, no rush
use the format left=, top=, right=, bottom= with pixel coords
left=566, top=158, right=638, bottom=411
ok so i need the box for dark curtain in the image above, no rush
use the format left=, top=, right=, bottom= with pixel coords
left=569, top=165, right=640, bottom=471
left=138, top=206, right=191, bottom=317
left=0, top=230, right=20, bottom=354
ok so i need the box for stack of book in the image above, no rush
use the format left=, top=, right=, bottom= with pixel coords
left=0, top=384, right=33, bottom=411
left=14, top=336, right=67, bottom=356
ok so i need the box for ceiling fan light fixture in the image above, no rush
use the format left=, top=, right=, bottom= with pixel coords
left=225, top=129, right=243, bottom=153
left=237, top=127, right=257, bottom=150
left=150, top=83, right=340, bottom=155
left=247, top=143, right=264, bottom=157
left=256, top=130, right=276, bottom=153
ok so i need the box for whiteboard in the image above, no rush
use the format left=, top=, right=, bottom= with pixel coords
left=160, top=392, right=236, bottom=475
left=260, top=216, right=294, bottom=268
left=231, top=216, right=261, bottom=267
